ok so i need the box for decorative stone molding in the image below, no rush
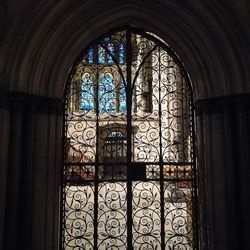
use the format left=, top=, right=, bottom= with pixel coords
left=195, top=93, right=250, bottom=114
left=195, top=93, right=250, bottom=250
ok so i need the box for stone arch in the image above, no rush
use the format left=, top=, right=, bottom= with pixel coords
left=3, top=1, right=250, bottom=100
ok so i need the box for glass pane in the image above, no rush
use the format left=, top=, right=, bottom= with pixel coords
left=98, top=45, right=106, bottom=64
left=88, top=47, right=94, bottom=63
left=81, top=73, right=94, bottom=111
left=99, top=74, right=116, bottom=112
left=119, top=43, right=125, bottom=64
left=119, top=80, right=126, bottom=112
left=107, top=43, right=114, bottom=63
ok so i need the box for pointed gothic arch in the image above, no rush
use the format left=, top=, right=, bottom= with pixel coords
left=62, top=27, right=198, bottom=250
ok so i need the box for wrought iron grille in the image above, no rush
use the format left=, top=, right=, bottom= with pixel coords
left=62, top=27, right=198, bottom=250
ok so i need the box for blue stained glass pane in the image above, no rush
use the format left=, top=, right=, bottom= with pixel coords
left=103, top=36, right=110, bottom=43
left=81, top=74, right=126, bottom=113
left=107, top=43, right=114, bottom=63
left=99, top=74, right=116, bottom=111
left=119, top=81, right=126, bottom=112
left=88, top=47, right=94, bottom=63
left=119, top=43, right=124, bottom=64
left=81, top=76, right=94, bottom=110
left=98, top=45, right=105, bottom=64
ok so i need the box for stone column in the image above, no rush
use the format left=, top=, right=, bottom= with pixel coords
left=0, top=93, right=10, bottom=250
left=195, top=94, right=250, bottom=250
left=0, top=91, right=63, bottom=250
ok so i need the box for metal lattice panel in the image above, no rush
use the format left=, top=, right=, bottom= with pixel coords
left=62, top=27, right=198, bottom=250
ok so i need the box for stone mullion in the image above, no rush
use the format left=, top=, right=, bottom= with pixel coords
left=45, top=108, right=62, bottom=249
left=31, top=100, right=62, bottom=250
left=20, top=104, right=37, bottom=248
left=3, top=98, right=25, bottom=250
left=195, top=94, right=250, bottom=250
left=0, top=91, right=62, bottom=250
left=0, top=95, right=10, bottom=250
left=233, top=102, right=250, bottom=249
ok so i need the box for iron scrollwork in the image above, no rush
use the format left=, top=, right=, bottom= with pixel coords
left=62, top=27, right=197, bottom=249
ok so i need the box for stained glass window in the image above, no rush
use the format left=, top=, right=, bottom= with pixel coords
left=88, top=47, right=94, bottom=63
left=81, top=73, right=94, bottom=111
left=119, top=43, right=125, bottom=64
left=99, top=74, right=116, bottom=111
left=107, top=43, right=114, bottom=63
left=119, top=80, right=126, bottom=112
left=98, top=45, right=105, bottom=64
left=81, top=47, right=94, bottom=64
left=79, top=36, right=127, bottom=112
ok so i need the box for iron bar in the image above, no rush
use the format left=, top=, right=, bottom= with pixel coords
left=62, top=26, right=197, bottom=250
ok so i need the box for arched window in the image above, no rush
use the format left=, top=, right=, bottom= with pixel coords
left=62, top=27, right=198, bottom=250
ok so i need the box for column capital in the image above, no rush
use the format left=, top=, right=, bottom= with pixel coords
left=195, top=93, right=250, bottom=114
left=0, top=90, right=63, bottom=114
